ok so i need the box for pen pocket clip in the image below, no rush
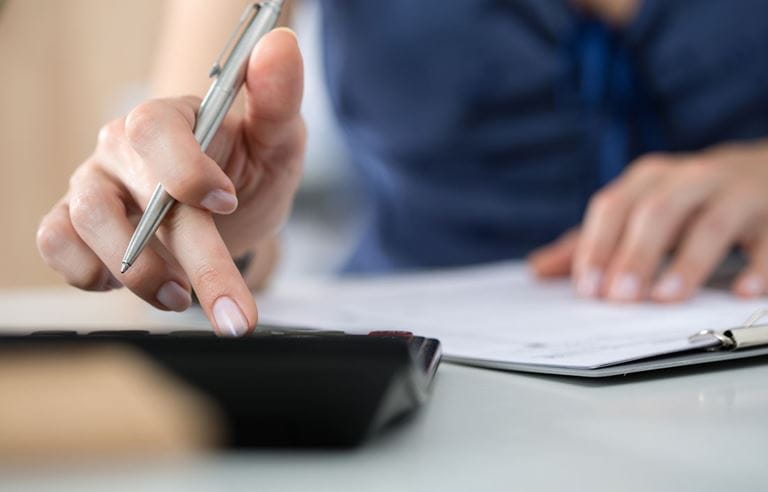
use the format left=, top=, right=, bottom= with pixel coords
left=209, top=2, right=263, bottom=78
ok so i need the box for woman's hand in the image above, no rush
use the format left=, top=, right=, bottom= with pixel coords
left=36, top=29, right=305, bottom=336
left=529, top=141, right=768, bottom=302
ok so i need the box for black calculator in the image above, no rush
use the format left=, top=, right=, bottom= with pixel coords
left=0, top=327, right=441, bottom=447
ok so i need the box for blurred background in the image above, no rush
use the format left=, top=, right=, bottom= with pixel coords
left=0, top=0, right=355, bottom=288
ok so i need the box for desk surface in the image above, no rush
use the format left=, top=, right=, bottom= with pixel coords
left=1, top=288, right=766, bottom=492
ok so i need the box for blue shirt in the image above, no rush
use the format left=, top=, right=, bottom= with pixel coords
left=320, top=0, right=768, bottom=273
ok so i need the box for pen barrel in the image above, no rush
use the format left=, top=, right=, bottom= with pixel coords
left=194, top=3, right=280, bottom=150
left=121, top=184, right=175, bottom=267
left=216, top=3, right=281, bottom=91
left=195, top=87, right=236, bottom=151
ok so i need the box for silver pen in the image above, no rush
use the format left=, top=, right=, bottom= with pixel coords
left=121, top=0, right=285, bottom=274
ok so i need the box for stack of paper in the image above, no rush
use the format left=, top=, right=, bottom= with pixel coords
left=257, top=262, right=768, bottom=374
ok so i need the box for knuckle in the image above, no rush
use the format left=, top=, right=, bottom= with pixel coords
left=636, top=193, right=671, bottom=220
left=588, top=188, right=622, bottom=216
left=628, top=154, right=670, bottom=177
left=96, top=118, right=125, bottom=149
left=124, top=102, right=162, bottom=148
left=68, top=163, right=92, bottom=191
left=192, top=263, right=223, bottom=291
left=680, top=161, right=718, bottom=182
left=37, top=216, right=107, bottom=291
left=68, top=187, right=109, bottom=233
left=36, top=215, right=68, bottom=261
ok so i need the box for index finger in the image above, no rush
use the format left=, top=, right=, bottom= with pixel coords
left=159, top=205, right=257, bottom=336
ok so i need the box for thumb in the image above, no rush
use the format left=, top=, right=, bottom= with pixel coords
left=243, top=27, right=304, bottom=153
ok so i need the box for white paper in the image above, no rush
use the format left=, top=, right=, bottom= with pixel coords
left=257, top=262, right=768, bottom=369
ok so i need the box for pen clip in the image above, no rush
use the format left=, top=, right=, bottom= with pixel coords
left=209, top=2, right=262, bottom=78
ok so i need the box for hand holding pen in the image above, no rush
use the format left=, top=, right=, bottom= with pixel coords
left=36, top=4, right=305, bottom=336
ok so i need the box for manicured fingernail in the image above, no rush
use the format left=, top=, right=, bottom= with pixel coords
left=576, top=269, right=602, bottom=298
left=739, top=274, right=765, bottom=298
left=213, top=296, right=249, bottom=337
left=652, top=274, right=682, bottom=300
left=156, top=281, right=191, bottom=312
left=106, top=273, right=123, bottom=290
left=201, top=189, right=238, bottom=214
left=608, top=273, right=640, bottom=301
left=274, top=26, right=298, bottom=40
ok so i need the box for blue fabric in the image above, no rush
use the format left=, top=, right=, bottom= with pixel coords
left=319, top=0, right=768, bottom=273
left=564, top=18, right=664, bottom=185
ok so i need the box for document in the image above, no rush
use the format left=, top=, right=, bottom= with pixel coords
left=257, top=262, right=768, bottom=371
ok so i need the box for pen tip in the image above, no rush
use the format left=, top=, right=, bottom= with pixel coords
left=120, top=262, right=130, bottom=274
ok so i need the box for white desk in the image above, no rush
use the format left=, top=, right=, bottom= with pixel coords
left=1, top=288, right=766, bottom=492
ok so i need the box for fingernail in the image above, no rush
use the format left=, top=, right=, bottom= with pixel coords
left=608, top=273, right=640, bottom=301
left=576, top=269, right=602, bottom=298
left=156, top=281, right=191, bottom=312
left=106, top=273, right=123, bottom=290
left=201, top=189, right=238, bottom=215
left=739, top=274, right=765, bottom=298
left=652, top=274, right=683, bottom=300
left=213, top=296, right=249, bottom=337
left=274, top=26, right=298, bottom=40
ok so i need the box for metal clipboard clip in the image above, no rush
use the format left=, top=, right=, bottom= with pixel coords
left=689, top=309, right=768, bottom=351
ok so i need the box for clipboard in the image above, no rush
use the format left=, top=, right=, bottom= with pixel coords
left=253, top=262, right=768, bottom=380
left=446, top=311, right=768, bottom=378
